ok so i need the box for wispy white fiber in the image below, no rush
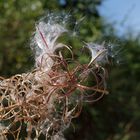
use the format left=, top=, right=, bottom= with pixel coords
left=85, top=42, right=108, bottom=65
left=32, top=16, right=68, bottom=71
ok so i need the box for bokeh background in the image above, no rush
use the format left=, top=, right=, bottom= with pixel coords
left=0, top=0, right=140, bottom=140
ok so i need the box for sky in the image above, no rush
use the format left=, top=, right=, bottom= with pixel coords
left=98, top=0, right=140, bottom=36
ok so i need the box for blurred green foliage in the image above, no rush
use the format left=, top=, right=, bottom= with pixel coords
left=0, top=0, right=140, bottom=140
left=0, top=0, right=43, bottom=76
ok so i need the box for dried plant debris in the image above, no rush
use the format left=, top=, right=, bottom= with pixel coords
left=0, top=13, right=110, bottom=140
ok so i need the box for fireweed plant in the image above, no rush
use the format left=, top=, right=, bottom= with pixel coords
left=0, top=13, right=111, bottom=139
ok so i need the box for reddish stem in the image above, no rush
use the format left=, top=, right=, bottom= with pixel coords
left=37, top=26, right=48, bottom=48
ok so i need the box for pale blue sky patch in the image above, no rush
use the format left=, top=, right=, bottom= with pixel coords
left=98, top=0, right=140, bottom=36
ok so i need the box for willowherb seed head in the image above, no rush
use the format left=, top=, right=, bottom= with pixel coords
left=31, top=13, right=71, bottom=71
left=0, top=12, right=112, bottom=139
left=85, top=42, right=108, bottom=65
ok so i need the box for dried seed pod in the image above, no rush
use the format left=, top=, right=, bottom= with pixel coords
left=0, top=13, right=110, bottom=139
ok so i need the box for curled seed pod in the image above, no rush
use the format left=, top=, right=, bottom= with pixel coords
left=0, top=13, right=111, bottom=140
